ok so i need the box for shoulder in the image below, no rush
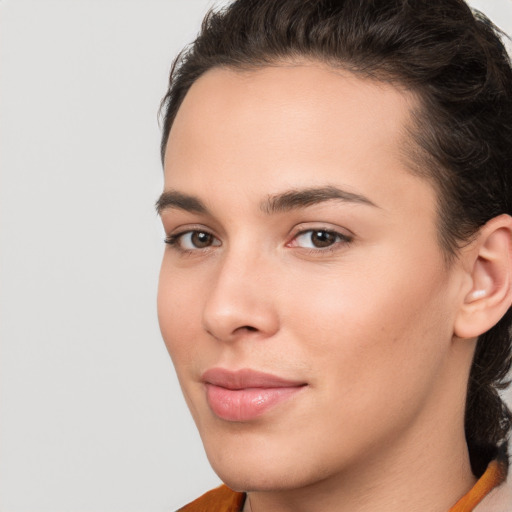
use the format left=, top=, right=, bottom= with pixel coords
left=474, top=479, right=512, bottom=512
left=474, top=451, right=511, bottom=512
left=177, top=485, right=246, bottom=512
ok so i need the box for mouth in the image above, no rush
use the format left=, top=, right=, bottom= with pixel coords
left=201, top=368, right=307, bottom=422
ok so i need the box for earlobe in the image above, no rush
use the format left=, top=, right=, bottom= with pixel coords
left=454, top=214, right=512, bottom=339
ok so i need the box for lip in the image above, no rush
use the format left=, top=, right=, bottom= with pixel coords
left=202, top=368, right=307, bottom=422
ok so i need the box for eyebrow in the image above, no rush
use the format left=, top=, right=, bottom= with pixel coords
left=262, top=185, right=378, bottom=214
left=156, top=190, right=208, bottom=215
left=155, top=185, right=378, bottom=216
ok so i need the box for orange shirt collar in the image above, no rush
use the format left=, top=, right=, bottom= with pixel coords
left=448, top=458, right=507, bottom=512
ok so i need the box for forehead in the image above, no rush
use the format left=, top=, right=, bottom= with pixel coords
left=167, top=62, right=417, bottom=156
left=163, top=63, right=435, bottom=219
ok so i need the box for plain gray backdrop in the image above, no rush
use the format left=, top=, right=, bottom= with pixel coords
left=1, top=1, right=511, bottom=511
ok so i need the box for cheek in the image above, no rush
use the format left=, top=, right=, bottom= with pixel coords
left=157, top=260, right=212, bottom=426
left=284, top=251, right=453, bottom=406
left=157, top=259, right=202, bottom=369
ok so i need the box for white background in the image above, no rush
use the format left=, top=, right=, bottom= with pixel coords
left=1, top=1, right=511, bottom=511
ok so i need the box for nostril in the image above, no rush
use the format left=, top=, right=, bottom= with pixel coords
left=202, top=289, right=279, bottom=341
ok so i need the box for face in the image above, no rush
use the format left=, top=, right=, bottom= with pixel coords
left=158, top=64, right=468, bottom=492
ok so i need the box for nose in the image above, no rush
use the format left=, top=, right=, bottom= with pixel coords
left=202, top=251, right=280, bottom=342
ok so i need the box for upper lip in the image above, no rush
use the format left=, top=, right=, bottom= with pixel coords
left=201, top=368, right=306, bottom=390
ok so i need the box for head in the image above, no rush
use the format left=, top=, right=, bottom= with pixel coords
left=157, top=0, right=512, bottom=489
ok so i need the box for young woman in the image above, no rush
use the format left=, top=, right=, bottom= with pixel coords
left=156, top=1, right=512, bottom=510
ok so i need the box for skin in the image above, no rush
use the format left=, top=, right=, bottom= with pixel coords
left=158, top=63, right=481, bottom=512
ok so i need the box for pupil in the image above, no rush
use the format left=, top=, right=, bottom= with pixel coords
left=192, top=232, right=211, bottom=248
left=312, top=230, right=335, bottom=248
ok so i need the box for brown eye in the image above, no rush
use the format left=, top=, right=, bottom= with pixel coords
left=310, top=230, right=338, bottom=248
left=291, top=229, right=352, bottom=250
left=190, top=231, right=215, bottom=248
left=165, top=230, right=221, bottom=251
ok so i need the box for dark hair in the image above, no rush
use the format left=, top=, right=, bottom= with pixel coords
left=160, top=0, right=512, bottom=476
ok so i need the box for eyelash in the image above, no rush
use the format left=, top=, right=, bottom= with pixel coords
left=164, top=227, right=353, bottom=255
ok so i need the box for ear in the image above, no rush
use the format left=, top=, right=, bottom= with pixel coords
left=454, top=214, right=512, bottom=339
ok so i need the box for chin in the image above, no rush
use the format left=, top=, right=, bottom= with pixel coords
left=213, top=464, right=308, bottom=493
left=203, top=432, right=337, bottom=494
left=204, top=439, right=283, bottom=491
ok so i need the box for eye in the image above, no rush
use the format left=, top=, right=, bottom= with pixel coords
left=289, top=229, right=351, bottom=250
left=165, top=230, right=221, bottom=251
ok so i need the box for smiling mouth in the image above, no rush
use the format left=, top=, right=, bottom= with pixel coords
left=202, top=368, right=307, bottom=422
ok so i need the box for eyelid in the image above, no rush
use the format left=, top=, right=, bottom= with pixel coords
left=164, top=222, right=218, bottom=239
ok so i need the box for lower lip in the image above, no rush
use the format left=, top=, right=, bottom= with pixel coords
left=205, top=384, right=304, bottom=422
